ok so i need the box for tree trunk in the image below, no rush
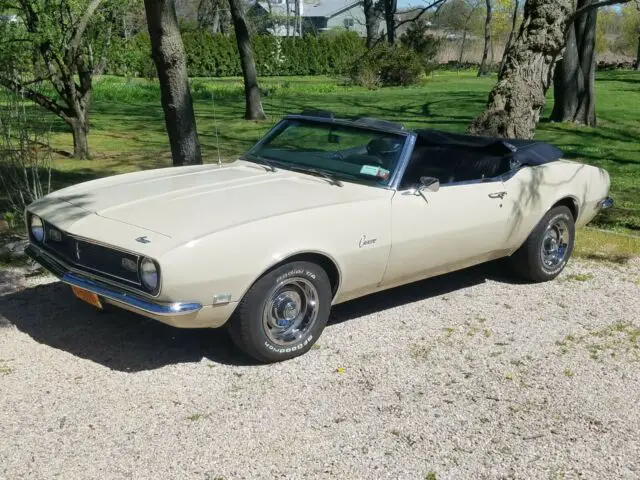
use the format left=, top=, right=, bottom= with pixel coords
left=286, top=0, right=291, bottom=37
left=457, top=5, right=479, bottom=69
left=197, top=0, right=221, bottom=33
left=468, top=0, right=573, bottom=139
left=212, top=8, right=220, bottom=33
left=458, top=29, right=468, bottom=67
left=70, top=116, right=90, bottom=160
left=635, top=32, right=640, bottom=70
left=144, top=0, right=202, bottom=166
left=228, top=0, right=266, bottom=120
left=499, top=0, right=520, bottom=78
left=295, top=0, right=302, bottom=36
left=478, top=0, right=493, bottom=76
left=363, top=0, right=381, bottom=48
left=383, top=0, right=396, bottom=44
left=550, top=0, right=597, bottom=126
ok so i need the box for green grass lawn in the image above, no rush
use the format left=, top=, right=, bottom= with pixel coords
left=37, top=70, right=640, bottom=234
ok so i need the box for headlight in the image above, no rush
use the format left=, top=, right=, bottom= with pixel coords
left=140, top=257, right=159, bottom=293
left=30, top=215, right=44, bottom=242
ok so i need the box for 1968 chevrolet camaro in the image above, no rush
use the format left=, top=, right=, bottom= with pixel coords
left=25, top=111, right=613, bottom=362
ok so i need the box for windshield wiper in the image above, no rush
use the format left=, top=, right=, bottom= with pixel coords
left=288, top=166, right=343, bottom=187
left=243, top=153, right=277, bottom=172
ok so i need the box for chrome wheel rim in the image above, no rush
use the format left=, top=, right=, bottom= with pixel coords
left=263, top=277, right=319, bottom=346
left=541, top=218, right=570, bottom=269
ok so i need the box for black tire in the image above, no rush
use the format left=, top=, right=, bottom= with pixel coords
left=228, top=261, right=332, bottom=363
left=509, top=205, right=575, bottom=283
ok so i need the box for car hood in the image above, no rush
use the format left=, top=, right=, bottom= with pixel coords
left=42, top=160, right=386, bottom=242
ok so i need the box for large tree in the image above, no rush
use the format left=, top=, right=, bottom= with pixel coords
left=144, top=0, right=202, bottom=166
left=478, top=0, right=493, bottom=76
left=0, top=0, right=116, bottom=159
left=469, top=0, right=630, bottom=139
left=228, top=0, right=266, bottom=120
left=550, top=0, right=598, bottom=126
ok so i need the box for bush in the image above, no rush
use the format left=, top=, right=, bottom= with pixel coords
left=108, top=33, right=156, bottom=79
left=350, top=44, right=425, bottom=88
left=400, top=20, right=442, bottom=68
left=0, top=90, right=53, bottom=216
left=106, top=31, right=367, bottom=78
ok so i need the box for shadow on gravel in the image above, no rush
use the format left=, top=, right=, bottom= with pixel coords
left=0, top=260, right=515, bottom=372
left=329, top=259, right=513, bottom=325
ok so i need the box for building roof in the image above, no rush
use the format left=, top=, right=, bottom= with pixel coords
left=256, top=0, right=362, bottom=18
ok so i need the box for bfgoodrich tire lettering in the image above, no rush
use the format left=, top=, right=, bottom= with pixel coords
left=228, top=261, right=331, bottom=363
left=509, top=206, right=575, bottom=283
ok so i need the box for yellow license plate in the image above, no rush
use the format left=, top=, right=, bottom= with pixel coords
left=71, top=286, right=103, bottom=310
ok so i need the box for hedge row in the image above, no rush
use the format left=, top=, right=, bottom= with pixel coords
left=106, top=31, right=368, bottom=78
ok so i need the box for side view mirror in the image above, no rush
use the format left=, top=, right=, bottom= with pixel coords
left=418, top=176, right=440, bottom=192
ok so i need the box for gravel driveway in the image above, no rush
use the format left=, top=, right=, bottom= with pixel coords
left=1, top=258, right=639, bottom=480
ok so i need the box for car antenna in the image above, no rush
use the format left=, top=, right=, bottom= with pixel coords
left=211, top=89, right=222, bottom=168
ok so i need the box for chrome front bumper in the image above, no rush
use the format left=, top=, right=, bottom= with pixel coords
left=25, top=244, right=202, bottom=318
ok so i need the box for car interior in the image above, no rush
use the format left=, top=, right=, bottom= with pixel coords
left=399, top=142, right=514, bottom=189
left=339, top=137, right=403, bottom=169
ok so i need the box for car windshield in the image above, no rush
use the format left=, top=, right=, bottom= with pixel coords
left=244, top=119, right=407, bottom=187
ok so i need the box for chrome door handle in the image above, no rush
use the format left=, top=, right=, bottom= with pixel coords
left=488, top=192, right=507, bottom=199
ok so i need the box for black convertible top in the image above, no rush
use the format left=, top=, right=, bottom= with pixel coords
left=288, top=110, right=564, bottom=167
left=415, top=129, right=563, bottom=166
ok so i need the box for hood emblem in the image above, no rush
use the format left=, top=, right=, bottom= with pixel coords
left=135, top=236, right=151, bottom=244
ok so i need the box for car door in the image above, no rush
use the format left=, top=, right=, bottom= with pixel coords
left=381, top=180, right=514, bottom=287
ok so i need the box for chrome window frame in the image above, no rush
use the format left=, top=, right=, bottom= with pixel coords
left=244, top=116, right=413, bottom=190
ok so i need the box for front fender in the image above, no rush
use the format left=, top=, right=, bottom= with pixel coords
left=157, top=198, right=393, bottom=307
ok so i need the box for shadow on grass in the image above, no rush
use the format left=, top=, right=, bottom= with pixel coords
left=595, top=70, right=640, bottom=85
left=0, top=260, right=517, bottom=372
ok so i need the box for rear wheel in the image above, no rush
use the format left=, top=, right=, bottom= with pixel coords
left=509, top=206, right=575, bottom=282
left=228, top=261, right=331, bottom=363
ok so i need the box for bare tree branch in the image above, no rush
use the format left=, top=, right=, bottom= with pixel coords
left=69, top=0, right=104, bottom=54
left=395, top=0, right=447, bottom=30
left=0, top=77, right=69, bottom=120
left=566, top=0, right=630, bottom=23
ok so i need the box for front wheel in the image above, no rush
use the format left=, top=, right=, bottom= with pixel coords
left=509, top=205, right=575, bottom=283
left=228, top=261, right=332, bottom=363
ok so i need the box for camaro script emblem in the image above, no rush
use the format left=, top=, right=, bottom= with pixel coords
left=359, top=235, right=377, bottom=248
left=135, top=236, right=151, bottom=244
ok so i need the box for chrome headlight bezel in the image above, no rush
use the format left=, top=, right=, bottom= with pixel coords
left=139, top=257, right=160, bottom=294
left=29, top=214, right=44, bottom=243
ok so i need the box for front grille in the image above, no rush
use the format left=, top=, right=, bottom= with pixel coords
left=42, top=221, right=141, bottom=286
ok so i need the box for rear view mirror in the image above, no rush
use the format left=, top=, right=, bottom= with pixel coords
left=419, top=176, right=440, bottom=192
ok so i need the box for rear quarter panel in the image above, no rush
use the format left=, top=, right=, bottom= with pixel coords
left=504, top=160, right=610, bottom=251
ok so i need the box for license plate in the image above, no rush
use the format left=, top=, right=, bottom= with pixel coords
left=71, top=286, right=103, bottom=310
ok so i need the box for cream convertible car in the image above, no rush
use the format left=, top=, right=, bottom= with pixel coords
left=25, top=112, right=613, bottom=362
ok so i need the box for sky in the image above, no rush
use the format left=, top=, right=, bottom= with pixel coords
left=398, top=0, right=440, bottom=10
